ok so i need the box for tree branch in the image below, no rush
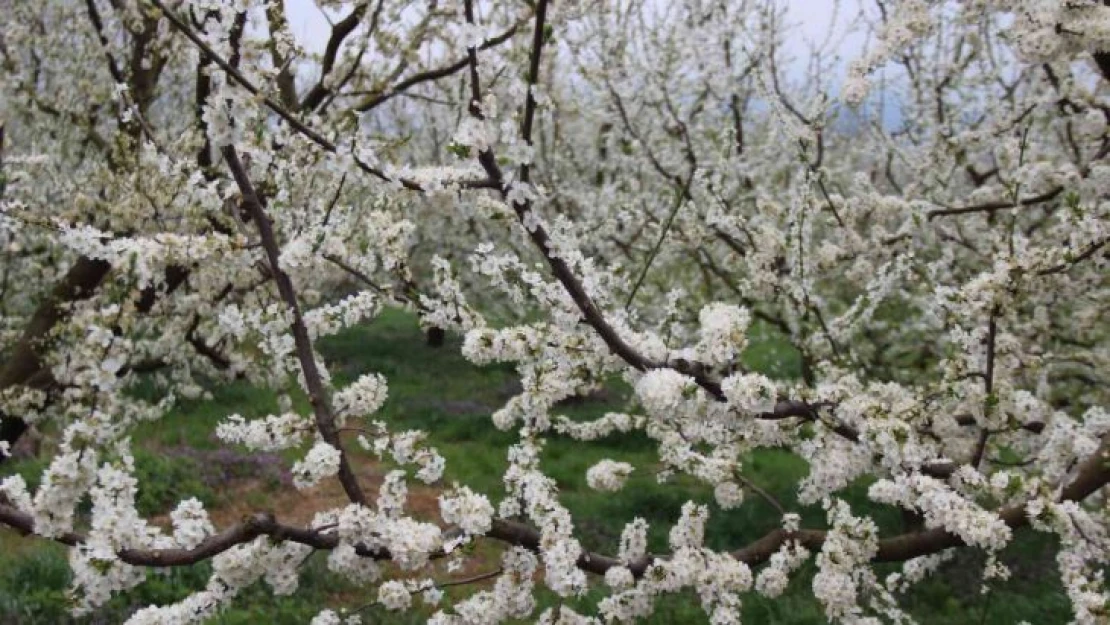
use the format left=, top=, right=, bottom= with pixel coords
left=300, top=1, right=375, bottom=112
left=353, top=23, right=520, bottom=113
left=5, top=431, right=1106, bottom=581
left=971, top=310, right=998, bottom=468
left=926, top=187, right=1063, bottom=219
left=221, top=146, right=366, bottom=505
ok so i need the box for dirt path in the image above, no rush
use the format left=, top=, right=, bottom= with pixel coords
left=207, top=454, right=444, bottom=528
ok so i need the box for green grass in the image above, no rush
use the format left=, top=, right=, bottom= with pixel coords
left=0, top=308, right=1076, bottom=623
left=0, top=544, right=366, bottom=624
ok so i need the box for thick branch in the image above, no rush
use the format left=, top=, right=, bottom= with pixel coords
left=0, top=259, right=194, bottom=458
left=0, top=506, right=390, bottom=566
left=971, top=310, right=998, bottom=468
left=300, top=1, right=371, bottom=112
left=735, top=432, right=1110, bottom=567
left=0, top=257, right=111, bottom=455
left=4, top=432, right=1106, bottom=579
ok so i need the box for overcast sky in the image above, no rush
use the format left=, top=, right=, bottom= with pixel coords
left=282, top=0, right=867, bottom=75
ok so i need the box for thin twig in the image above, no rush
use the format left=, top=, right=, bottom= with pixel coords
left=624, top=172, right=694, bottom=309
left=736, top=474, right=786, bottom=515
left=437, top=567, right=504, bottom=589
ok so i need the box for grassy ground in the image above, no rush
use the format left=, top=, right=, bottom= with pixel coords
left=0, top=309, right=1074, bottom=623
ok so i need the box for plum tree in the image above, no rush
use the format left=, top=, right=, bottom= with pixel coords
left=0, top=1, right=1107, bottom=623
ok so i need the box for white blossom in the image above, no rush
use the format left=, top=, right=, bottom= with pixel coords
left=439, top=486, right=495, bottom=535
left=378, top=580, right=413, bottom=611
left=585, top=460, right=634, bottom=492
left=292, top=442, right=343, bottom=490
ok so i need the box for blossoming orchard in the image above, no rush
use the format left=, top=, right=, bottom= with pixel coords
left=1, top=0, right=1108, bottom=622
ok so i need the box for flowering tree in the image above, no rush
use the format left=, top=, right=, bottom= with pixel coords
left=1, top=0, right=1108, bottom=622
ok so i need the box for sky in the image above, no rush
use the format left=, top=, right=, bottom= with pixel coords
left=276, top=0, right=894, bottom=126
left=282, top=0, right=868, bottom=75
